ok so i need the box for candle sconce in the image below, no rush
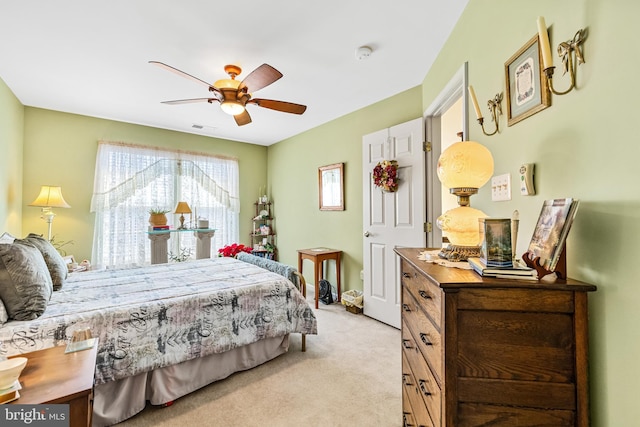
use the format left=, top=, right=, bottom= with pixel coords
left=537, top=17, right=587, bottom=96
left=468, top=86, right=502, bottom=137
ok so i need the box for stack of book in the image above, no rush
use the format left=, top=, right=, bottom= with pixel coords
left=0, top=380, right=21, bottom=404
left=151, top=225, right=170, bottom=231
left=468, top=257, right=537, bottom=280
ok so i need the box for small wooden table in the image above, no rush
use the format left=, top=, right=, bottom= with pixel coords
left=9, top=342, right=98, bottom=427
left=297, top=248, right=342, bottom=309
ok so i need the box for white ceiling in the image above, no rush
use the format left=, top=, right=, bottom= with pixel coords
left=0, top=1, right=468, bottom=146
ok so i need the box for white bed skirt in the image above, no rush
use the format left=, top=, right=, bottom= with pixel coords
left=93, top=335, right=290, bottom=426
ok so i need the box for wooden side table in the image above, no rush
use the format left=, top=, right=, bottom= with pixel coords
left=297, top=248, right=342, bottom=309
left=9, top=342, right=98, bottom=427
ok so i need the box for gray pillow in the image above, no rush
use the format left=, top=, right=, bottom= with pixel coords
left=0, top=298, right=8, bottom=325
left=22, top=233, right=68, bottom=291
left=0, top=241, right=53, bottom=320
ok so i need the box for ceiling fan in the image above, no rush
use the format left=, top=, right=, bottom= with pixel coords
left=150, top=61, right=307, bottom=126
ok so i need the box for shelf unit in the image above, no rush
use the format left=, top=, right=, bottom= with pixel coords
left=251, top=201, right=276, bottom=260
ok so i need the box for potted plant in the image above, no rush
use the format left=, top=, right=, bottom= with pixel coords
left=148, top=208, right=170, bottom=227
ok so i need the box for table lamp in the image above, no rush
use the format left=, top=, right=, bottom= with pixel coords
left=29, top=185, right=71, bottom=241
left=436, top=140, right=494, bottom=261
left=174, top=201, right=192, bottom=229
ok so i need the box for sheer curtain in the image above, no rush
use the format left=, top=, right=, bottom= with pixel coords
left=90, top=141, right=239, bottom=269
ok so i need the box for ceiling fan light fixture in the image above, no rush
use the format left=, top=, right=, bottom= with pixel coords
left=214, top=78, right=241, bottom=90
left=220, top=101, right=245, bottom=116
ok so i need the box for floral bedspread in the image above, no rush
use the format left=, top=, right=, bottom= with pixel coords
left=0, top=257, right=317, bottom=385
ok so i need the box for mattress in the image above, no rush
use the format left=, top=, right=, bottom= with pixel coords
left=0, top=257, right=317, bottom=386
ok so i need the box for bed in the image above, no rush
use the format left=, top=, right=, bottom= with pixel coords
left=0, top=238, right=317, bottom=426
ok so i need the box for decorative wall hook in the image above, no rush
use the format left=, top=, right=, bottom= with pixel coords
left=537, top=17, right=587, bottom=95
left=468, top=86, right=502, bottom=136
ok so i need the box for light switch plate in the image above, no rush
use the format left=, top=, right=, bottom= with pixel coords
left=491, top=173, right=511, bottom=201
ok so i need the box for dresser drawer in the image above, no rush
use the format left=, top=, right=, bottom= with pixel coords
left=402, top=288, right=443, bottom=384
left=402, top=321, right=442, bottom=426
left=401, top=260, right=442, bottom=329
left=402, top=351, right=435, bottom=427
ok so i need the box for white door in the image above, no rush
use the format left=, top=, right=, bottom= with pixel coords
left=362, top=118, right=425, bottom=328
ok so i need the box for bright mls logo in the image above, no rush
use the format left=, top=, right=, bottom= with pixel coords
left=2, top=405, right=68, bottom=426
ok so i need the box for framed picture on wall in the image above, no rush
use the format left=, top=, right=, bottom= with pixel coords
left=505, top=34, right=551, bottom=126
left=318, top=163, right=344, bottom=211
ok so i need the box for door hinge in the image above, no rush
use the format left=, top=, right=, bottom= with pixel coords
left=423, top=141, right=432, bottom=152
left=424, top=222, right=432, bottom=233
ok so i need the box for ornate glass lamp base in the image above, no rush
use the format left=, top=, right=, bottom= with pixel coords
left=438, top=244, right=480, bottom=262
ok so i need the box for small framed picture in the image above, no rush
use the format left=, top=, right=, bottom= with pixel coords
left=505, top=34, right=551, bottom=126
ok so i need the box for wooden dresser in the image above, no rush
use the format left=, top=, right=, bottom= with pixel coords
left=396, top=248, right=596, bottom=427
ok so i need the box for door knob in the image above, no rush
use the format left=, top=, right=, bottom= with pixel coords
left=363, top=231, right=370, bottom=237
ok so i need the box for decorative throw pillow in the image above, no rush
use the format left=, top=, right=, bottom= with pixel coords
left=0, top=298, right=8, bottom=325
left=21, top=233, right=68, bottom=291
left=0, top=240, right=53, bottom=320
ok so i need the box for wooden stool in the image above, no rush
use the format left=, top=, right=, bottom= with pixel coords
left=297, top=248, right=342, bottom=309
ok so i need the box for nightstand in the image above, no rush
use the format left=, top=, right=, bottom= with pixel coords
left=9, top=342, right=98, bottom=427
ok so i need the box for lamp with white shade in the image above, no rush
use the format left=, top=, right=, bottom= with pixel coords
left=29, top=185, right=71, bottom=241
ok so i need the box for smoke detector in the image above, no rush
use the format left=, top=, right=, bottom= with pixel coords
left=355, top=46, right=373, bottom=60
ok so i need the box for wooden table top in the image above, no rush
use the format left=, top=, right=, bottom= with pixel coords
left=8, top=342, right=98, bottom=404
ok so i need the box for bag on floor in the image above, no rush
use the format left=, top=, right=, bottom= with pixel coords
left=319, top=279, right=334, bottom=305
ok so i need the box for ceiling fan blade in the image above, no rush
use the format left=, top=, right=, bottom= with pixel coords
left=234, top=110, right=252, bottom=126
left=249, top=98, right=307, bottom=115
left=161, top=98, right=218, bottom=105
left=149, top=61, right=213, bottom=89
left=239, top=64, right=283, bottom=93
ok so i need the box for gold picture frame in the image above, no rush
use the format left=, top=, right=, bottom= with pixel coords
left=318, top=163, right=344, bottom=211
left=505, top=34, right=551, bottom=126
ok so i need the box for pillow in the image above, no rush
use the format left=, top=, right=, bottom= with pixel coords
left=21, top=233, right=68, bottom=291
left=0, top=298, right=8, bottom=325
left=0, top=240, right=53, bottom=320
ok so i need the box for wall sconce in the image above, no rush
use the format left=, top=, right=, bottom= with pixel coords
left=537, top=16, right=586, bottom=96
left=174, top=201, right=192, bottom=229
left=468, top=86, right=502, bottom=136
left=29, top=185, right=71, bottom=241
left=436, top=141, right=495, bottom=261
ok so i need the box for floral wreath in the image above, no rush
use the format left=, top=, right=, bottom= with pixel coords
left=372, top=160, right=399, bottom=192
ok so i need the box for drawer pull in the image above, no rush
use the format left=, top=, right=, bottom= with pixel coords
left=419, top=333, right=433, bottom=346
left=418, top=290, right=432, bottom=300
left=402, top=413, right=414, bottom=427
left=402, top=339, right=414, bottom=349
left=418, top=379, right=432, bottom=396
left=402, top=303, right=411, bottom=312
left=402, top=373, right=413, bottom=386
left=403, top=272, right=411, bottom=279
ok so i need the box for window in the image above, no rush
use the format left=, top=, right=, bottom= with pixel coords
left=90, top=141, right=239, bottom=269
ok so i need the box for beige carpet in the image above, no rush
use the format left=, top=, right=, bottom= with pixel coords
left=115, top=295, right=401, bottom=427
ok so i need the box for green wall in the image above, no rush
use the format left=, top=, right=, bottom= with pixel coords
left=1, top=1, right=637, bottom=423
left=419, top=0, right=638, bottom=425
left=267, top=86, right=422, bottom=291
left=0, top=78, right=24, bottom=235
left=21, top=107, right=268, bottom=261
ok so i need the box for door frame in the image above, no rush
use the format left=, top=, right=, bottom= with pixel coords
left=423, top=62, right=469, bottom=248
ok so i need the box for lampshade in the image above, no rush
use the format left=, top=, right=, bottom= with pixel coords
left=437, top=206, right=488, bottom=246
left=174, top=202, right=192, bottom=214
left=29, top=186, right=71, bottom=208
left=437, top=140, right=494, bottom=189
left=220, top=101, right=245, bottom=116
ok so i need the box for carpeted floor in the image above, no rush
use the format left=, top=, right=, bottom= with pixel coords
left=114, top=293, right=401, bottom=427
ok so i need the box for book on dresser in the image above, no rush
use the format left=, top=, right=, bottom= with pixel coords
left=526, top=198, right=580, bottom=271
left=468, top=257, right=536, bottom=279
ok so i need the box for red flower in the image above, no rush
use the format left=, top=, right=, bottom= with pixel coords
left=218, top=243, right=253, bottom=258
